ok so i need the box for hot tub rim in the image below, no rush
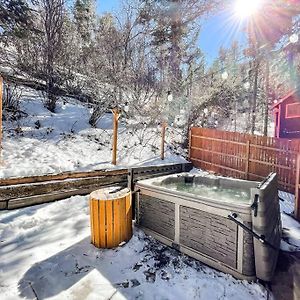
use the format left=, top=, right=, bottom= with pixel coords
left=136, top=181, right=254, bottom=211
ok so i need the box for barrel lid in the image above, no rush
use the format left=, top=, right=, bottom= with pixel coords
left=90, top=186, right=130, bottom=200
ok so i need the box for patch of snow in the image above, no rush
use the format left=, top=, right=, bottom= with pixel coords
left=281, top=212, right=300, bottom=252
left=279, top=191, right=294, bottom=215
left=277, top=191, right=300, bottom=252
left=1, top=92, right=187, bottom=178
left=0, top=196, right=269, bottom=300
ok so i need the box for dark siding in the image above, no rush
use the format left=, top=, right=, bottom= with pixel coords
left=180, top=206, right=238, bottom=268
left=138, top=195, right=175, bottom=240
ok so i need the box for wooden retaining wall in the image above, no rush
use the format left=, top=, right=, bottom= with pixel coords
left=0, top=163, right=192, bottom=210
left=189, top=127, right=300, bottom=219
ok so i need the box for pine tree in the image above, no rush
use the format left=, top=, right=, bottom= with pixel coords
left=73, top=0, right=96, bottom=44
left=140, top=1, right=219, bottom=94
left=0, top=0, right=34, bottom=40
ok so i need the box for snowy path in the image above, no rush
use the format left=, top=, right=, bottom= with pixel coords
left=0, top=196, right=269, bottom=300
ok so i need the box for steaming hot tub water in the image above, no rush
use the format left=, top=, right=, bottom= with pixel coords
left=153, top=181, right=250, bottom=203
left=135, top=172, right=282, bottom=282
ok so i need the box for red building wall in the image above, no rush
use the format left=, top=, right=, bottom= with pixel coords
left=276, top=94, right=300, bottom=139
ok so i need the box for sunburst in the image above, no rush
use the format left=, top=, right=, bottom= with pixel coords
left=234, top=0, right=263, bottom=19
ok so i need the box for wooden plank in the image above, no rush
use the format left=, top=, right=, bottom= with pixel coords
left=120, top=196, right=126, bottom=242
left=191, top=158, right=246, bottom=175
left=0, top=175, right=128, bottom=201
left=192, top=135, right=246, bottom=146
left=0, top=169, right=128, bottom=186
left=93, top=200, right=100, bottom=248
left=113, top=199, right=121, bottom=245
left=0, top=200, right=7, bottom=210
left=7, top=188, right=94, bottom=209
left=126, top=194, right=132, bottom=240
left=250, top=143, right=299, bottom=154
left=106, top=200, right=113, bottom=248
left=191, top=147, right=246, bottom=160
left=248, top=159, right=291, bottom=170
left=99, top=201, right=106, bottom=248
left=90, top=200, right=94, bottom=244
left=245, top=140, right=250, bottom=180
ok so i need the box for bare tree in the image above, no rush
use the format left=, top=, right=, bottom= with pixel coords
left=40, top=0, right=64, bottom=112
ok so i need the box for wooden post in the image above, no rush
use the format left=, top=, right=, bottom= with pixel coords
left=127, top=168, right=134, bottom=191
left=295, top=153, right=300, bottom=220
left=0, top=75, right=3, bottom=163
left=188, top=127, right=192, bottom=161
left=245, top=140, right=250, bottom=180
left=161, top=122, right=167, bottom=160
left=112, top=108, right=120, bottom=165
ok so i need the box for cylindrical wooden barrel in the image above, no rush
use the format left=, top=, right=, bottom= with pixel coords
left=89, top=187, right=132, bottom=248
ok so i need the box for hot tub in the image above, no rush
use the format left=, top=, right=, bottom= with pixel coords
left=135, top=172, right=281, bottom=281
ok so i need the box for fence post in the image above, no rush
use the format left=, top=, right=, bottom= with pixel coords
left=127, top=168, right=134, bottom=191
left=111, top=108, right=120, bottom=165
left=295, top=153, right=300, bottom=221
left=128, top=168, right=136, bottom=220
left=160, top=122, right=167, bottom=160
left=188, top=128, right=192, bottom=161
left=245, top=140, right=250, bottom=180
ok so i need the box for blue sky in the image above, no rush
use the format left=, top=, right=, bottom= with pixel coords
left=96, top=1, right=247, bottom=65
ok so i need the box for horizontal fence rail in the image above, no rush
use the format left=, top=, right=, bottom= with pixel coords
left=189, top=127, right=300, bottom=219
left=0, top=163, right=192, bottom=210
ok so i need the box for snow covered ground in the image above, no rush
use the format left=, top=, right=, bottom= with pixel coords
left=0, top=195, right=270, bottom=300
left=1, top=90, right=186, bottom=178
left=1, top=88, right=300, bottom=300
left=0, top=172, right=299, bottom=299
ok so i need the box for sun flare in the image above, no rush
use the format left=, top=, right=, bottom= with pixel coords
left=234, top=0, right=263, bottom=19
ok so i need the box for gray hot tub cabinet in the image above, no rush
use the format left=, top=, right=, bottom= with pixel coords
left=135, top=173, right=281, bottom=281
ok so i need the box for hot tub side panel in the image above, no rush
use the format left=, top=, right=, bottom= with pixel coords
left=138, top=194, right=175, bottom=240
left=136, top=185, right=256, bottom=280
left=242, top=222, right=256, bottom=276
left=253, top=173, right=281, bottom=282
left=179, top=206, right=237, bottom=269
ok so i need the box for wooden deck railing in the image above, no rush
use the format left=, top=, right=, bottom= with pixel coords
left=189, top=127, right=300, bottom=219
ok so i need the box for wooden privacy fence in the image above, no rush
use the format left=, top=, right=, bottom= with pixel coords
left=189, top=127, right=300, bottom=219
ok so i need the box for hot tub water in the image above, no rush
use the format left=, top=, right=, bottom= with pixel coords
left=153, top=181, right=250, bottom=203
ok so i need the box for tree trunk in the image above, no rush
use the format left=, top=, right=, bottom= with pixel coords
left=169, top=9, right=182, bottom=97
left=43, top=0, right=64, bottom=112
left=263, top=59, right=269, bottom=136
left=46, top=50, right=56, bottom=112
left=251, top=59, right=259, bottom=135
